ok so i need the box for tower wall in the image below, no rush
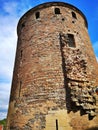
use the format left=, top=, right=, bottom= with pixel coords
left=7, top=2, right=98, bottom=130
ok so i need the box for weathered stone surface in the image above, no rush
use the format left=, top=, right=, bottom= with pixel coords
left=6, top=2, right=98, bottom=130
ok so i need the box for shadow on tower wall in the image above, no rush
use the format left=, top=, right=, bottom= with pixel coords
left=59, top=33, right=72, bottom=111
left=59, top=33, right=96, bottom=120
left=59, top=33, right=81, bottom=112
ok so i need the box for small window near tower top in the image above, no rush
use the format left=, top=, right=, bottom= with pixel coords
left=35, top=12, right=40, bottom=19
left=72, top=11, right=77, bottom=19
left=21, top=22, right=25, bottom=28
left=55, top=8, right=61, bottom=14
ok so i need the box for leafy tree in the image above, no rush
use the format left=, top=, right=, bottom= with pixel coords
left=0, top=119, right=6, bottom=130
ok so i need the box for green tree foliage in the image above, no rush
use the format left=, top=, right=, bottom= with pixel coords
left=0, top=119, right=6, bottom=130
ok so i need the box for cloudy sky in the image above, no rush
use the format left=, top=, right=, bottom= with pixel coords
left=0, top=0, right=98, bottom=120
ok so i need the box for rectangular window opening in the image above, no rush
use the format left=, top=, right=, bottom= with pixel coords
left=21, top=22, right=25, bottom=28
left=67, top=34, right=75, bottom=47
left=35, top=12, right=40, bottom=19
left=55, top=8, right=61, bottom=14
left=60, top=33, right=76, bottom=48
left=72, top=12, right=77, bottom=19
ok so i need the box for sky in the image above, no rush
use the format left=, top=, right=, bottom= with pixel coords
left=0, top=0, right=98, bottom=120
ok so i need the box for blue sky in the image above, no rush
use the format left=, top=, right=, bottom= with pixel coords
left=0, top=0, right=98, bottom=120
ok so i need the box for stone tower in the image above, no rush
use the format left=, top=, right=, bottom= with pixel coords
left=6, top=2, right=98, bottom=130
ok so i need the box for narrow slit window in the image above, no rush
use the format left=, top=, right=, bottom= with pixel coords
left=55, top=8, right=60, bottom=14
left=19, top=81, right=22, bottom=97
left=72, top=12, right=77, bottom=19
left=20, top=50, right=23, bottom=58
left=56, top=119, right=58, bottom=130
left=35, top=12, right=40, bottom=19
left=67, top=34, right=75, bottom=47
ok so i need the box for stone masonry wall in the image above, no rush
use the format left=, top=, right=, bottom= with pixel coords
left=6, top=2, right=98, bottom=130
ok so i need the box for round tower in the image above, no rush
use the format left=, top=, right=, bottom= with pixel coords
left=7, top=2, right=98, bottom=130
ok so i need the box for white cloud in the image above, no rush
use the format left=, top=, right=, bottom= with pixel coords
left=3, top=1, right=18, bottom=15
left=0, top=0, right=35, bottom=120
left=0, top=112, right=7, bottom=120
left=0, top=1, right=22, bottom=120
left=0, top=15, right=17, bottom=82
left=0, top=83, right=11, bottom=120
